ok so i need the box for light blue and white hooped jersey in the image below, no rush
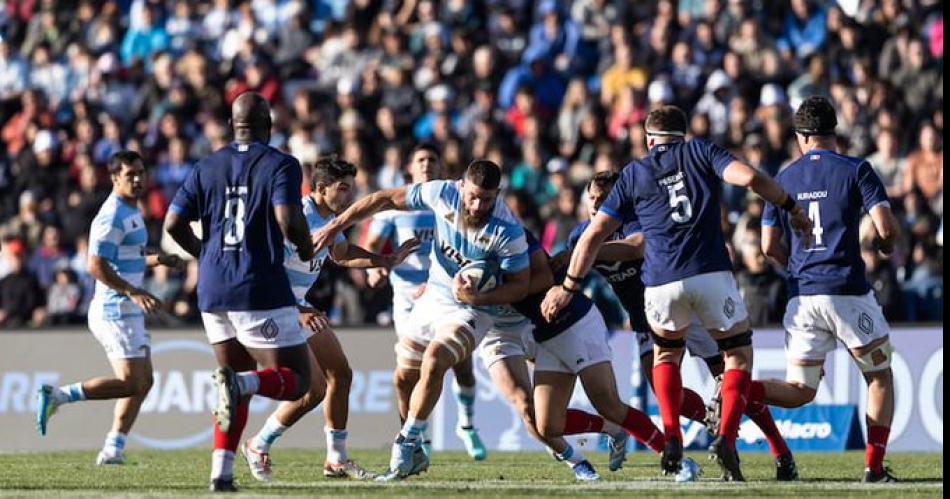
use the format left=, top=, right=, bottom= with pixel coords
left=367, top=210, right=435, bottom=292
left=88, top=194, right=148, bottom=320
left=283, top=196, right=346, bottom=304
left=405, top=180, right=529, bottom=321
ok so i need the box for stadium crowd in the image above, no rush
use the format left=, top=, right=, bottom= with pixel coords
left=0, top=0, right=942, bottom=329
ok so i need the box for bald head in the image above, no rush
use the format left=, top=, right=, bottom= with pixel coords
left=231, top=92, right=272, bottom=143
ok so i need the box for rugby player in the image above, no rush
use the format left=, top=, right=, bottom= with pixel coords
left=759, top=96, right=900, bottom=483
left=240, top=155, right=419, bottom=481
left=165, top=92, right=318, bottom=492
left=36, top=151, right=185, bottom=466
left=554, top=171, right=798, bottom=480
left=314, top=160, right=530, bottom=480
left=544, top=105, right=810, bottom=481
left=364, top=144, right=487, bottom=460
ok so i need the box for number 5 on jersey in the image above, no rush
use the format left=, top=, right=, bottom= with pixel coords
left=667, top=181, right=693, bottom=223
left=224, top=186, right=248, bottom=248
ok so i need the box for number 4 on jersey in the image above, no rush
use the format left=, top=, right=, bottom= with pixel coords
left=808, top=201, right=824, bottom=247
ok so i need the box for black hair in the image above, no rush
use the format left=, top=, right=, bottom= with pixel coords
left=464, top=159, right=502, bottom=190
left=645, top=106, right=688, bottom=136
left=588, top=170, right=620, bottom=192
left=794, top=96, right=838, bottom=136
left=311, top=155, right=357, bottom=190
left=108, top=150, right=144, bottom=174
left=411, top=142, right=441, bottom=160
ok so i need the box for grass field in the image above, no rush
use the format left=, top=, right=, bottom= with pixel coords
left=0, top=450, right=942, bottom=497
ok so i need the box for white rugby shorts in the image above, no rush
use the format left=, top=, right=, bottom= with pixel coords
left=201, top=306, right=307, bottom=349
left=644, top=271, right=749, bottom=332
left=88, top=313, right=150, bottom=360
left=783, top=291, right=890, bottom=362
left=534, top=308, right=612, bottom=375
left=479, top=320, right=533, bottom=370
left=400, top=285, right=493, bottom=350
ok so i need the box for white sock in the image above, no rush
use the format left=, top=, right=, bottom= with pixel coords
left=422, top=427, right=432, bottom=444
left=325, top=427, right=348, bottom=465
left=453, top=380, right=476, bottom=429
left=102, top=431, right=127, bottom=457
left=55, top=383, right=85, bottom=404
left=210, top=449, right=235, bottom=480
left=399, top=416, right=427, bottom=442
left=236, top=372, right=260, bottom=396
left=252, top=414, right=288, bottom=453
left=555, top=444, right=586, bottom=468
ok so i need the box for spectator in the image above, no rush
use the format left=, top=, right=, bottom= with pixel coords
left=861, top=238, right=904, bottom=322
left=28, top=224, right=70, bottom=289
left=867, top=128, right=906, bottom=199
left=777, top=0, right=828, bottom=62
left=903, top=123, right=943, bottom=215
left=892, top=38, right=943, bottom=117
left=599, top=42, right=649, bottom=108
left=735, top=226, right=784, bottom=326
left=119, top=6, right=169, bottom=69
left=45, top=267, right=82, bottom=324
left=0, top=239, right=46, bottom=327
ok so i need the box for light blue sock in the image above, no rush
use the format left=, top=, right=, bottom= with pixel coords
left=399, top=416, right=427, bottom=442
left=252, top=414, right=288, bottom=453
left=56, top=383, right=85, bottom=404
left=555, top=444, right=585, bottom=468
left=102, top=431, right=126, bottom=456
left=453, top=380, right=476, bottom=428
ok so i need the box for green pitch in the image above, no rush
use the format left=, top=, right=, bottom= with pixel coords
left=0, top=450, right=942, bottom=497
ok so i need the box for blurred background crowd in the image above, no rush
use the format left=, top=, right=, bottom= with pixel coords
left=0, top=0, right=942, bottom=329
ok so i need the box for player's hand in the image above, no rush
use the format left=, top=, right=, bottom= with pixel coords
left=298, top=306, right=330, bottom=334
left=541, top=285, right=572, bottom=322
left=386, top=238, right=421, bottom=268
left=788, top=205, right=813, bottom=247
left=366, top=267, right=389, bottom=288
left=452, top=273, right=479, bottom=305
left=411, top=283, right=427, bottom=300
left=128, top=287, right=162, bottom=314
left=312, top=223, right=341, bottom=253
left=158, top=253, right=187, bottom=271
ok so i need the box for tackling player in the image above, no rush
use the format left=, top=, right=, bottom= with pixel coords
left=555, top=171, right=798, bottom=480
left=544, top=106, right=810, bottom=481
left=36, top=151, right=184, bottom=465
left=165, top=92, right=318, bottom=492
left=239, top=156, right=418, bottom=481
left=314, top=160, right=530, bottom=480
left=364, top=144, right=487, bottom=460
left=759, top=96, right=900, bottom=483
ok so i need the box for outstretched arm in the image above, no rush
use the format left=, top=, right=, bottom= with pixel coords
left=330, top=238, right=421, bottom=269
left=313, top=187, right=410, bottom=252
left=722, top=161, right=812, bottom=239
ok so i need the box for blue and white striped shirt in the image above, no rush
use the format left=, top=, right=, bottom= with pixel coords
left=405, top=180, right=529, bottom=324
left=367, top=210, right=434, bottom=292
left=283, top=196, right=346, bottom=304
left=88, top=194, right=148, bottom=319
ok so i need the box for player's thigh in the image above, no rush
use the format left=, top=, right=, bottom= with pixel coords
left=683, top=271, right=750, bottom=335
left=212, top=338, right=257, bottom=371
left=430, top=308, right=492, bottom=366
left=488, top=355, right=534, bottom=409
left=644, top=280, right=693, bottom=334
left=89, top=314, right=151, bottom=362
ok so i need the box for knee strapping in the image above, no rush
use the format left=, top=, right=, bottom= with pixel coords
left=716, top=330, right=753, bottom=351
left=854, top=342, right=894, bottom=373
left=435, top=330, right=474, bottom=365
left=649, top=331, right=685, bottom=349
left=395, top=340, right=426, bottom=370
left=786, top=364, right=823, bottom=390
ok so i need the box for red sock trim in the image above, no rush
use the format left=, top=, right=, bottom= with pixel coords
left=622, top=407, right=666, bottom=454
left=744, top=401, right=790, bottom=458
left=866, top=425, right=890, bottom=473
left=255, top=367, right=298, bottom=400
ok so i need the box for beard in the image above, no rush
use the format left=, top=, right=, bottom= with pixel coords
left=462, top=210, right=490, bottom=229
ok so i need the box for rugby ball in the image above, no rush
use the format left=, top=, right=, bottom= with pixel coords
left=458, top=260, right=500, bottom=293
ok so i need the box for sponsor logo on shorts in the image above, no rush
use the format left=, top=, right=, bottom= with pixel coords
left=858, top=313, right=874, bottom=335
left=576, top=358, right=585, bottom=365
left=261, top=318, right=279, bottom=340
left=724, top=297, right=735, bottom=319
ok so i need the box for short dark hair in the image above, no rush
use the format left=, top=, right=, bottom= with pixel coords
left=588, top=170, right=620, bottom=192
left=645, top=106, right=688, bottom=136
left=411, top=142, right=441, bottom=160
left=311, top=155, right=357, bottom=189
left=794, top=96, right=838, bottom=136
left=464, top=159, right=502, bottom=190
left=108, top=150, right=143, bottom=174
